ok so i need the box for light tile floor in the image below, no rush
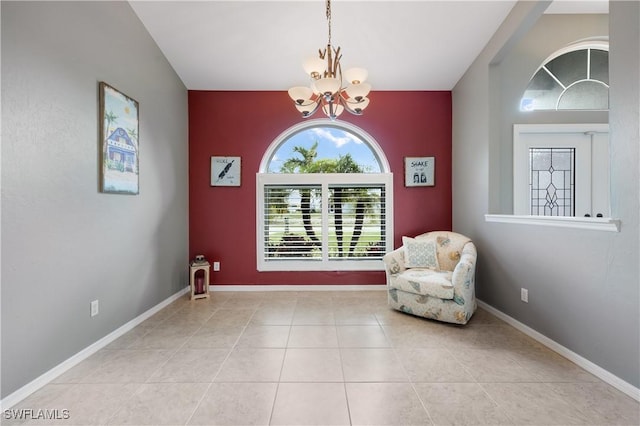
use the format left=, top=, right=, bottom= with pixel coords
left=4, top=291, right=639, bottom=425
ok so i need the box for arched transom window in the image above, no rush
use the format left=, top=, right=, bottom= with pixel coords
left=520, top=41, right=609, bottom=111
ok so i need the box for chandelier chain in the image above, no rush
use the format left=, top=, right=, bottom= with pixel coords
left=326, top=0, right=332, bottom=46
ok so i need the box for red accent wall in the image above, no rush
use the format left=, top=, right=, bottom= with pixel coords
left=189, top=91, right=452, bottom=286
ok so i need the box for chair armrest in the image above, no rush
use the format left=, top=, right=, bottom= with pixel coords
left=383, top=247, right=406, bottom=276
left=451, top=243, right=477, bottom=305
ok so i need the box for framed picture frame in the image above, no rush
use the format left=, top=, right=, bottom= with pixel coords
left=404, top=156, right=435, bottom=187
left=211, top=156, right=241, bottom=186
left=99, top=82, right=139, bottom=194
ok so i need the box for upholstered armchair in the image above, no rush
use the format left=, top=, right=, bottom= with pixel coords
left=383, top=231, right=477, bottom=325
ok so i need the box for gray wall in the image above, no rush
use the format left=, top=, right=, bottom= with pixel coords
left=453, top=0, right=639, bottom=388
left=1, top=1, right=189, bottom=398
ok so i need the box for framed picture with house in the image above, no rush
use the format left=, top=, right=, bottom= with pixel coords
left=99, top=82, right=139, bottom=195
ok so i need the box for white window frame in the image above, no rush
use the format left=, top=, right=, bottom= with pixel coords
left=513, top=123, right=609, bottom=217
left=256, top=173, right=393, bottom=271
left=256, top=119, right=393, bottom=272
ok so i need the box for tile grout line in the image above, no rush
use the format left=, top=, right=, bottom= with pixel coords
left=183, top=296, right=255, bottom=426
left=337, top=331, right=353, bottom=426
left=443, top=343, right=519, bottom=425
left=180, top=305, right=231, bottom=426
left=268, top=298, right=297, bottom=426
left=379, top=316, right=437, bottom=426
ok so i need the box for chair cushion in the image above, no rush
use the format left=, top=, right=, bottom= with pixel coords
left=433, top=233, right=471, bottom=271
left=402, top=236, right=439, bottom=269
left=390, top=268, right=454, bottom=300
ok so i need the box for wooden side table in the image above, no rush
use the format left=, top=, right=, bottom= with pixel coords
left=189, top=261, right=210, bottom=300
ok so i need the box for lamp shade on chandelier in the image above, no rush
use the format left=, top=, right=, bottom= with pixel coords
left=288, top=0, right=370, bottom=120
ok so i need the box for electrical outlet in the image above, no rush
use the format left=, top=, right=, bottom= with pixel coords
left=91, top=300, right=99, bottom=317
left=521, top=288, right=529, bottom=303
left=213, top=261, right=220, bottom=271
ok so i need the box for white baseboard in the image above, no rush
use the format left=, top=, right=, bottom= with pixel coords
left=7, top=289, right=633, bottom=410
left=0, top=287, right=190, bottom=410
left=477, top=300, right=640, bottom=402
left=210, top=284, right=387, bottom=292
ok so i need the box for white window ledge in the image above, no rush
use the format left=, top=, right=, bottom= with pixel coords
left=485, top=214, right=620, bottom=232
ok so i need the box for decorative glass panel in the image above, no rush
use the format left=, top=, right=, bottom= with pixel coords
left=545, top=50, right=587, bottom=86
left=590, top=49, right=609, bottom=84
left=558, top=81, right=609, bottom=110
left=520, top=46, right=608, bottom=111
left=521, top=69, right=564, bottom=111
left=530, top=148, right=575, bottom=216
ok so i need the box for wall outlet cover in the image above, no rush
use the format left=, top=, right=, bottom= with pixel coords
left=91, top=300, right=99, bottom=317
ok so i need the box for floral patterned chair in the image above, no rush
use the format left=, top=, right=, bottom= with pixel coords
left=383, top=231, right=477, bottom=325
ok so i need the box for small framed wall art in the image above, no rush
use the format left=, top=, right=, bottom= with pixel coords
left=404, top=156, right=435, bottom=187
left=211, top=156, right=241, bottom=186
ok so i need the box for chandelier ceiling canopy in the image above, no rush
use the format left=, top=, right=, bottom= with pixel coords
left=287, top=0, right=370, bottom=121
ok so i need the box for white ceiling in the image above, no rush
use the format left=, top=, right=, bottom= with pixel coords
left=129, top=1, right=608, bottom=91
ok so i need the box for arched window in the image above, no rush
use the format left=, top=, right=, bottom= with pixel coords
left=520, top=41, right=609, bottom=111
left=257, top=119, right=393, bottom=271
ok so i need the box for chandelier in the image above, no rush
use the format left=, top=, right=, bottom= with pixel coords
left=287, top=0, right=371, bottom=120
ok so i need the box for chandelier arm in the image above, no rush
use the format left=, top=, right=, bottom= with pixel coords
left=340, top=94, right=365, bottom=105
left=298, top=98, right=322, bottom=118
left=338, top=96, right=364, bottom=116
left=295, top=97, right=319, bottom=107
left=342, top=104, right=364, bottom=116
left=327, top=99, right=336, bottom=120
left=333, top=47, right=342, bottom=78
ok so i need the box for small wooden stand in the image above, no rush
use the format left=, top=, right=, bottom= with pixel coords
left=189, top=261, right=210, bottom=300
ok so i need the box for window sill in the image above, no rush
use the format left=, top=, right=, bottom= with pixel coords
left=484, top=214, right=620, bottom=232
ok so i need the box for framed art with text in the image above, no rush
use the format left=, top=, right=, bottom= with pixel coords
left=99, top=82, right=139, bottom=195
left=211, top=156, right=241, bottom=186
left=404, top=156, right=435, bottom=187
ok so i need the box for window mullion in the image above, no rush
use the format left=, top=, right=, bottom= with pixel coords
left=321, top=182, right=330, bottom=262
left=543, top=65, right=566, bottom=90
